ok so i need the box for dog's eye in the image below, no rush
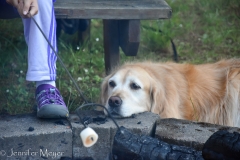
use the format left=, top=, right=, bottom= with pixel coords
left=109, top=81, right=116, bottom=88
left=130, top=82, right=141, bottom=90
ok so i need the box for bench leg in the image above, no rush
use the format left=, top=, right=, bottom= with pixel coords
left=78, top=19, right=91, bottom=48
left=119, top=20, right=140, bottom=56
left=103, top=20, right=120, bottom=75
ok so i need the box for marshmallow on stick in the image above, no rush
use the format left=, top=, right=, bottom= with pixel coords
left=80, top=127, right=99, bottom=147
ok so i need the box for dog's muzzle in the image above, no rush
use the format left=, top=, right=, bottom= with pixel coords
left=108, top=96, right=122, bottom=117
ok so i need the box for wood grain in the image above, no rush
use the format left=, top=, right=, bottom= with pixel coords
left=54, top=0, right=172, bottom=19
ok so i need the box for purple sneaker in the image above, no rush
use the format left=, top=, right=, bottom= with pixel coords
left=36, top=84, right=69, bottom=118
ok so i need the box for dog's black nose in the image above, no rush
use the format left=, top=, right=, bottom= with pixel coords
left=108, top=96, right=122, bottom=108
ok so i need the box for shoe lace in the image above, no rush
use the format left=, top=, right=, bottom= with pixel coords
left=36, top=88, right=65, bottom=107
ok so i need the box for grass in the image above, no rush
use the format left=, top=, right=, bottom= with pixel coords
left=0, top=0, right=239, bottom=115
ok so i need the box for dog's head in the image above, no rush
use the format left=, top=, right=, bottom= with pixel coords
left=101, top=63, right=164, bottom=118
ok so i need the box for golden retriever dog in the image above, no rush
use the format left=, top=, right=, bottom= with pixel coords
left=101, top=59, right=240, bottom=127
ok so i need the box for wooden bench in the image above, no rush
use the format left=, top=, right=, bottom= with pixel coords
left=0, top=0, right=172, bottom=74
left=54, top=0, right=172, bottom=74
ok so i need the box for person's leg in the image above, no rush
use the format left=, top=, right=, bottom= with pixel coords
left=22, top=0, right=68, bottom=118
left=23, top=0, right=57, bottom=81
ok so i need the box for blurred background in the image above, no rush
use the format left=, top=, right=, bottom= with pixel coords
left=0, top=0, right=239, bottom=115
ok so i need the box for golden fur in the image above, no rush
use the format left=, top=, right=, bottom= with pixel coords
left=101, top=59, right=240, bottom=127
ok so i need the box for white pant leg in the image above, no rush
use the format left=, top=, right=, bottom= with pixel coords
left=23, top=0, right=57, bottom=81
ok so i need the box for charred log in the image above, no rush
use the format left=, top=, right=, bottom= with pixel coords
left=202, top=130, right=240, bottom=160
left=112, top=126, right=203, bottom=160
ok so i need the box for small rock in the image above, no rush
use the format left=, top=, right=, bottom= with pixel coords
left=28, top=127, right=34, bottom=131
left=131, top=114, right=136, bottom=118
left=60, top=157, right=72, bottom=160
left=55, top=120, right=65, bottom=125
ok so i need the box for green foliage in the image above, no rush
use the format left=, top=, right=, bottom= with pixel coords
left=0, top=0, right=240, bottom=114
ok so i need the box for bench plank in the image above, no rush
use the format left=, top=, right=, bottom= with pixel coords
left=54, top=0, right=172, bottom=19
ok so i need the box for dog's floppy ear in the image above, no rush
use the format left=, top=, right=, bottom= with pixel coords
left=100, top=74, right=112, bottom=105
left=150, top=80, right=166, bottom=115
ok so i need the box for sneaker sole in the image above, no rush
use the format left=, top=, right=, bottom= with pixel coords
left=37, top=105, right=69, bottom=118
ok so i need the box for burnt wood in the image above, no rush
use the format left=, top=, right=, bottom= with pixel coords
left=54, top=0, right=172, bottom=19
left=112, top=126, right=204, bottom=160
left=202, top=130, right=240, bottom=160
